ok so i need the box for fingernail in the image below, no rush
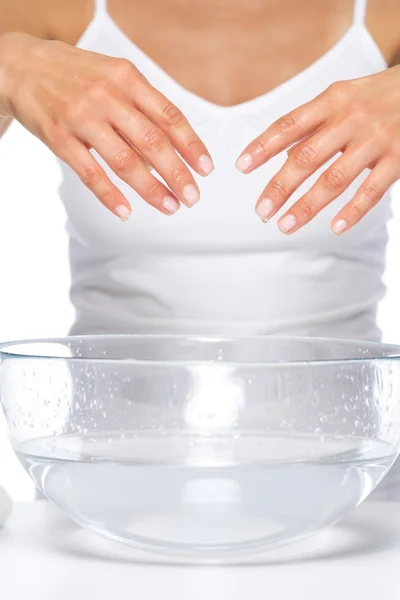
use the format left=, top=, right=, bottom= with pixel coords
left=183, top=184, right=200, bottom=206
left=235, top=153, right=253, bottom=173
left=256, top=198, right=274, bottom=222
left=115, top=205, right=132, bottom=222
left=162, top=196, right=181, bottom=215
left=198, top=154, right=215, bottom=176
left=332, top=219, right=348, bottom=235
left=278, top=214, right=297, bottom=234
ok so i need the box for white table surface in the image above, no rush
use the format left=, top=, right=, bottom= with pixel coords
left=1, top=496, right=400, bottom=600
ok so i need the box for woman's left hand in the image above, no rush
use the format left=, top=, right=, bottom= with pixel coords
left=235, top=66, right=400, bottom=235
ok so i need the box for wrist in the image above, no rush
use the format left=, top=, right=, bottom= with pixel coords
left=0, top=32, right=39, bottom=117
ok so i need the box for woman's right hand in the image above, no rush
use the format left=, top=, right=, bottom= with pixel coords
left=0, top=32, right=214, bottom=220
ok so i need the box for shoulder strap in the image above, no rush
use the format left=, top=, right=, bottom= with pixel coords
left=94, top=0, right=108, bottom=15
left=353, top=0, right=367, bottom=25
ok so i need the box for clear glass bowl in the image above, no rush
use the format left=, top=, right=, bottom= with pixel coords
left=1, top=334, right=400, bottom=563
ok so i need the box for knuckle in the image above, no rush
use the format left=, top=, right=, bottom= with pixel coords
left=254, top=137, right=270, bottom=157
left=107, top=58, right=135, bottom=82
left=269, top=179, right=289, bottom=200
left=31, top=39, right=60, bottom=61
left=276, top=113, right=298, bottom=135
left=169, top=163, right=187, bottom=182
left=361, top=183, right=382, bottom=203
left=298, top=199, right=313, bottom=218
left=322, top=167, right=347, bottom=191
left=145, top=179, right=159, bottom=196
left=42, top=122, right=68, bottom=147
left=377, top=122, right=393, bottom=141
left=142, top=128, right=166, bottom=152
left=186, top=136, right=201, bottom=152
left=31, top=40, right=48, bottom=60
left=391, top=141, right=400, bottom=157
left=85, top=78, right=110, bottom=100
left=112, top=148, right=137, bottom=174
left=162, top=102, right=184, bottom=126
left=291, top=144, right=318, bottom=168
left=351, top=202, right=364, bottom=218
left=79, top=164, right=100, bottom=187
left=53, top=132, right=72, bottom=152
left=98, top=188, right=114, bottom=205
left=327, top=80, right=351, bottom=104
left=349, top=101, right=369, bottom=124
left=65, top=98, right=90, bottom=122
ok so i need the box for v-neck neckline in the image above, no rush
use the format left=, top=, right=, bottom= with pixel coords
left=78, top=8, right=388, bottom=118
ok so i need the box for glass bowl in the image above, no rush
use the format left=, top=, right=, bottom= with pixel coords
left=1, top=334, right=400, bottom=563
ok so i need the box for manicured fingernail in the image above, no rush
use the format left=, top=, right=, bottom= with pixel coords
left=183, top=184, right=200, bottom=206
left=198, top=154, right=215, bottom=176
left=332, top=219, right=348, bottom=235
left=115, top=205, right=132, bottom=221
left=256, top=198, right=274, bottom=222
left=278, top=214, right=297, bottom=234
left=162, top=196, right=181, bottom=215
left=235, top=153, right=253, bottom=173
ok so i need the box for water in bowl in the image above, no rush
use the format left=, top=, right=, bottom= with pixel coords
left=17, top=432, right=395, bottom=560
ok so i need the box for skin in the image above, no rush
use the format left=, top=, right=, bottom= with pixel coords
left=1, top=0, right=400, bottom=232
left=0, top=2, right=215, bottom=219
left=236, top=63, right=400, bottom=236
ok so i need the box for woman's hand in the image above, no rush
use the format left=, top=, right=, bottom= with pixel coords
left=235, top=67, right=400, bottom=235
left=0, top=33, right=214, bottom=220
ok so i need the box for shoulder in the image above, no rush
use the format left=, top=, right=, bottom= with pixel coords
left=0, top=0, right=93, bottom=45
left=368, top=0, right=400, bottom=65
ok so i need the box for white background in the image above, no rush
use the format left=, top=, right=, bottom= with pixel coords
left=1, top=121, right=400, bottom=502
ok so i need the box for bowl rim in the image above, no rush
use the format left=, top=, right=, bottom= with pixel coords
left=0, top=334, right=400, bottom=366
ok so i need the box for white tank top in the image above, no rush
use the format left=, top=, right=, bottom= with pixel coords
left=59, top=0, right=390, bottom=340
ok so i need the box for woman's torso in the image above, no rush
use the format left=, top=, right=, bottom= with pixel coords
left=58, top=0, right=394, bottom=340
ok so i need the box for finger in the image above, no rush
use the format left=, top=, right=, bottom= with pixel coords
left=236, top=81, right=354, bottom=173
left=117, top=130, right=153, bottom=171
left=131, top=79, right=214, bottom=177
left=276, top=142, right=380, bottom=234
left=331, top=160, right=399, bottom=235
left=129, top=147, right=153, bottom=172
left=138, top=153, right=154, bottom=172
left=80, top=123, right=181, bottom=215
left=110, top=105, right=201, bottom=208
left=255, top=123, right=350, bottom=222
left=235, top=98, right=328, bottom=174
left=56, top=136, right=133, bottom=221
left=285, top=127, right=324, bottom=156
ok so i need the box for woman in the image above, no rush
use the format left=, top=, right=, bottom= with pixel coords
left=1, top=0, right=400, bottom=340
